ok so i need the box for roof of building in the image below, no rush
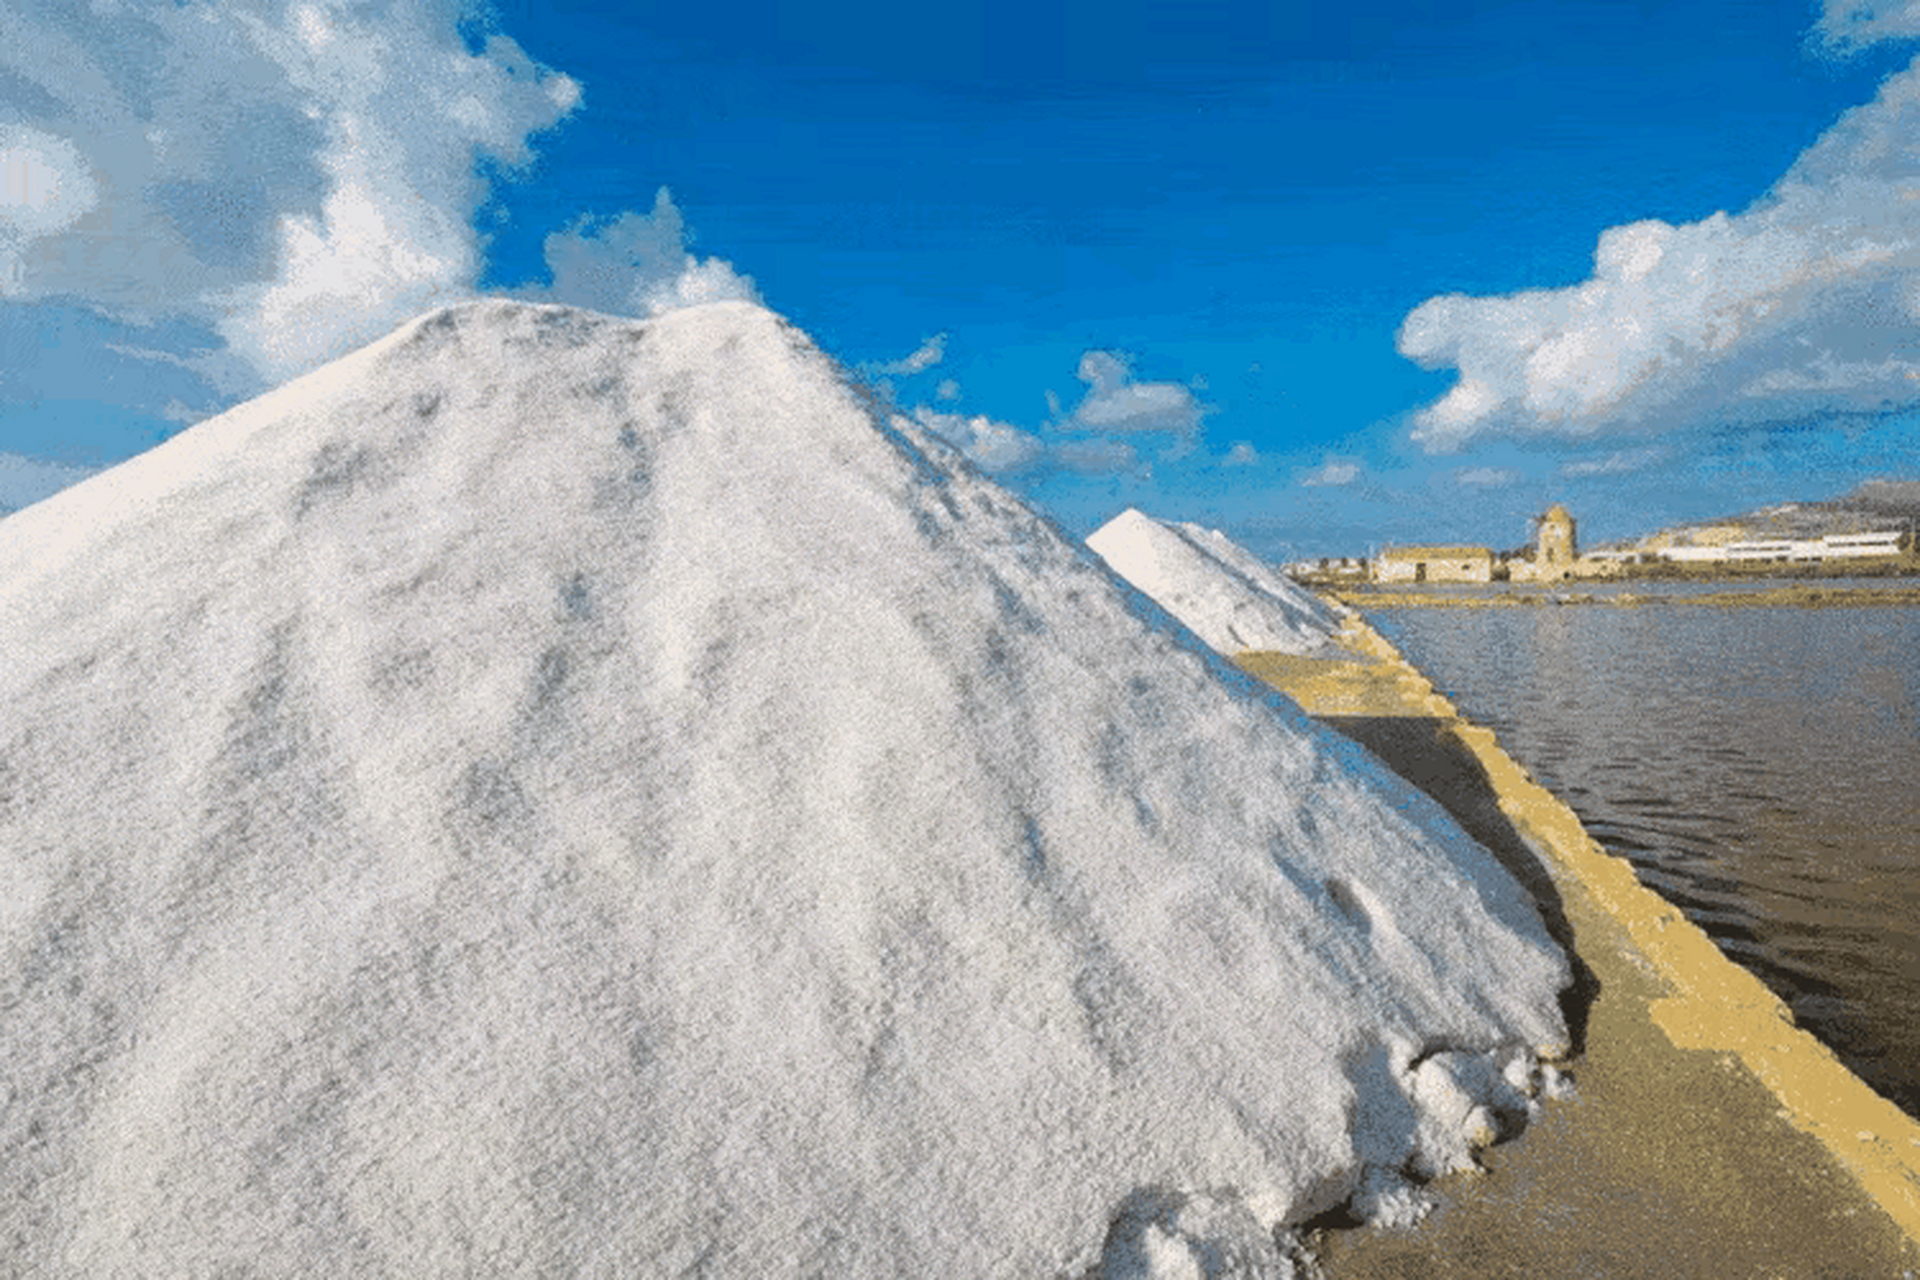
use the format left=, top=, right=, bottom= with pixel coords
left=1378, top=544, right=1494, bottom=560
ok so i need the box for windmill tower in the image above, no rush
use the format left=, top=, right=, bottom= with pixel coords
left=1537, top=504, right=1576, bottom=577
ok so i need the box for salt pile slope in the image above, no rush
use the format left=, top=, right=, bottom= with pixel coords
left=1088, top=508, right=1343, bottom=656
left=0, top=300, right=1567, bottom=1277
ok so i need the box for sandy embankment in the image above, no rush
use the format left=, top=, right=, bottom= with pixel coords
left=1237, top=613, right=1920, bottom=1277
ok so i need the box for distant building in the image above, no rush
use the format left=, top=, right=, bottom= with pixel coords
left=1288, top=556, right=1369, bottom=583
left=1821, top=530, right=1912, bottom=559
left=1374, top=545, right=1494, bottom=584
left=1511, top=503, right=1619, bottom=581
left=1538, top=504, right=1575, bottom=571
left=1655, top=529, right=1912, bottom=566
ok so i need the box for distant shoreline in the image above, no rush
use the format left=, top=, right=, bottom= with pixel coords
left=1330, top=584, right=1920, bottom=609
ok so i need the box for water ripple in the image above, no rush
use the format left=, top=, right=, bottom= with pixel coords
left=1373, top=598, right=1920, bottom=1117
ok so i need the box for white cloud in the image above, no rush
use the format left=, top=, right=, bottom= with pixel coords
left=874, top=333, right=947, bottom=377
left=531, top=198, right=686, bottom=316
left=1300, top=456, right=1360, bottom=487
left=905, top=405, right=1143, bottom=477
left=907, top=407, right=1046, bottom=473
left=1068, top=350, right=1206, bottom=436
left=1456, top=466, right=1519, bottom=488
left=914, top=349, right=1207, bottom=486
left=0, top=125, right=99, bottom=292
left=1816, top=0, right=1920, bottom=50
left=643, top=254, right=759, bottom=314
left=0, top=0, right=765, bottom=463
left=532, top=188, right=759, bottom=319
left=902, top=343, right=1207, bottom=481
left=220, top=161, right=471, bottom=382
left=1399, top=57, right=1920, bottom=451
left=0, top=0, right=582, bottom=390
left=214, top=3, right=586, bottom=379
left=1223, top=441, right=1259, bottom=467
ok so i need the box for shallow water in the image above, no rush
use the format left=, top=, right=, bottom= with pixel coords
left=1369, top=590, right=1920, bottom=1116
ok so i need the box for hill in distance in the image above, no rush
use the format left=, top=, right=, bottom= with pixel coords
left=1597, top=478, right=1920, bottom=551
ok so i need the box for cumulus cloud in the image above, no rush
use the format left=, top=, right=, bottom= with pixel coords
left=1300, top=456, right=1360, bottom=487
left=899, top=346, right=1198, bottom=483
left=644, top=254, right=759, bottom=313
left=1399, top=56, right=1920, bottom=451
left=906, top=407, right=1046, bottom=474
left=1068, top=351, right=1207, bottom=436
left=1223, top=441, right=1259, bottom=466
left=873, top=333, right=947, bottom=377
left=0, top=0, right=584, bottom=388
left=904, top=406, right=1143, bottom=476
left=0, top=0, right=762, bottom=469
left=535, top=196, right=688, bottom=315
left=0, top=125, right=99, bottom=292
left=1815, top=0, right=1920, bottom=51
left=532, top=189, right=759, bottom=318
left=1456, top=466, right=1518, bottom=488
left=209, top=3, right=592, bottom=377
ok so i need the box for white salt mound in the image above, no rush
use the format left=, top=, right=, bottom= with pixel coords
left=0, top=300, right=1568, bottom=1277
left=1087, top=508, right=1343, bottom=656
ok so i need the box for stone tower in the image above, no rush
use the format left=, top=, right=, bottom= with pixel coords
left=1538, top=504, right=1576, bottom=571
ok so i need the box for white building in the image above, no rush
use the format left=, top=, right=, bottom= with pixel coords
left=1656, top=529, right=1911, bottom=565
left=1820, top=531, right=1909, bottom=558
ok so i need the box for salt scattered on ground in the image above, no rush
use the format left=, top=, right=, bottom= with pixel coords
left=0, top=299, right=1568, bottom=1277
left=1087, top=508, right=1345, bottom=656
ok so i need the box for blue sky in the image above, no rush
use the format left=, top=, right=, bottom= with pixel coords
left=6, top=1, right=1920, bottom=557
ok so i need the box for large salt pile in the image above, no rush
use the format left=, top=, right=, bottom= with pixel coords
left=1088, top=508, right=1344, bottom=657
left=0, top=300, right=1567, bottom=1277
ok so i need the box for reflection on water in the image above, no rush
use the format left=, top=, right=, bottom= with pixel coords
left=1370, top=596, right=1920, bottom=1116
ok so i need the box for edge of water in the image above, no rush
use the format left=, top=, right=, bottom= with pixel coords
left=1265, top=607, right=1920, bottom=1246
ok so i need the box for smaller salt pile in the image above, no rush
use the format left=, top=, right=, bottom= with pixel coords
left=1088, top=508, right=1344, bottom=657
left=1, top=300, right=1567, bottom=1278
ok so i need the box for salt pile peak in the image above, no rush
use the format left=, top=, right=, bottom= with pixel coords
left=0, top=299, right=1567, bottom=1278
left=1088, top=507, right=1344, bottom=657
